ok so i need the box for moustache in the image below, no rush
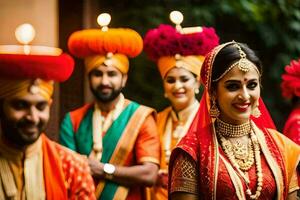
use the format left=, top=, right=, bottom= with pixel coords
left=17, top=119, right=42, bottom=129
left=98, top=85, right=113, bottom=90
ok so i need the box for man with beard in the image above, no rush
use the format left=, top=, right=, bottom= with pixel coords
left=59, top=15, right=160, bottom=200
left=0, top=24, right=95, bottom=199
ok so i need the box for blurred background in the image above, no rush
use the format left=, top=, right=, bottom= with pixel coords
left=1, top=0, right=300, bottom=140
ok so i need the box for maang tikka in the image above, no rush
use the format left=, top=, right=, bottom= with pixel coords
left=212, top=42, right=260, bottom=82
left=233, top=43, right=252, bottom=73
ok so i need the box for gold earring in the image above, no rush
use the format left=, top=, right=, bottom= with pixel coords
left=195, top=88, right=200, bottom=94
left=251, top=101, right=261, bottom=118
left=210, top=96, right=220, bottom=118
left=251, top=107, right=261, bottom=118
left=164, top=93, right=168, bottom=98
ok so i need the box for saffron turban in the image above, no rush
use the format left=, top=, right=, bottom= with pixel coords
left=68, top=28, right=143, bottom=74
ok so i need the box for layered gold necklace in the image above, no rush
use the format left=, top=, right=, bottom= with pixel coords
left=216, top=118, right=263, bottom=199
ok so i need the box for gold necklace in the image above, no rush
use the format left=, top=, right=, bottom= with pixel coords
left=232, top=139, right=248, bottom=159
left=220, top=137, right=254, bottom=171
left=218, top=129, right=263, bottom=199
left=234, top=140, right=255, bottom=171
left=216, top=118, right=251, bottom=138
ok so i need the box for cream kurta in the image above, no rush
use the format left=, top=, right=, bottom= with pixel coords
left=0, top=136, right=45, bottom=200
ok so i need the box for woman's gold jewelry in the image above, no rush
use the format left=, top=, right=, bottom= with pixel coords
left=216, top=118, right=251, bottom=138
left=212, top=42, right=261, bottom=82
left=246, top=131, right=263, bottom=199
left=233, top=140, right=251, bottom=160
left=251, top=101, right=261, bottom=118
left=251, top=107, right=261, bottom=118
left=209, top=96, right=220, bottom=118
left=233, top=43, right=252, bottom=73
left=216, top=122, right=263, bottom=199
left=194, top=88, right=200, bottom=94
left=219, top=135, right=254, bottom=171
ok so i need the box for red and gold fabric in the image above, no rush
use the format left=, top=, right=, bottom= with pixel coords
left=168, top=42, right=300, bottom=200
left=170, top=119, right=300, bottom=199
left=0, top=134, right=95, bottom=200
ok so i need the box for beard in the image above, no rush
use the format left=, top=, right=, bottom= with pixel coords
left=90, top=85, right=123, bottom=103
left=0, top=117, right=46, bottom=148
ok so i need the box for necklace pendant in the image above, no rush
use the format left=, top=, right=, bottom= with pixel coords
left=233, top=140, right=248, bottom=160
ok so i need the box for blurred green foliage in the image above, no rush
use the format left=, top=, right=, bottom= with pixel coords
left=99, top=0, right=300, bottom=130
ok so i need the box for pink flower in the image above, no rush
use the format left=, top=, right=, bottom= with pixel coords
left=144, top=24, right=219, bottom=62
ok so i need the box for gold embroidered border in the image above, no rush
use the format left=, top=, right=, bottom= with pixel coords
left=95, top=105, right=154, bottom=199
left=252, top=122, right=284, bottom=199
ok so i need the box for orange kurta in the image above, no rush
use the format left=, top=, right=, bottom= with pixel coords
left=60, top=100, right=160, bottom=200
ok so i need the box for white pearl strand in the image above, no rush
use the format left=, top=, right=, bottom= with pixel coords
left=219, top=130, right=263, bottom=199
left=247, top=131, right=263, bottom=199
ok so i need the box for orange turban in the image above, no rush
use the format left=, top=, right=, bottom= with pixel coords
left=157, top=55, right=204, bottom=78
left=0, top=79, right=54, bottom=100
left=85, top=54, right=129, bottom=74
left=68, top=28, right=143, bottom=74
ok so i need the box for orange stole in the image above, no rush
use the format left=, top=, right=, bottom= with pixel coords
left=267, top=129, right=300, bottom=192
left=153, top=104, right=199, bottom=200
left=157, top=107, right=172, bottom=170
left=95, top=105, right=155, bottom=200
left=150, top=107, right=171, bottom=200
left=41, top=134, right=68, bottom=200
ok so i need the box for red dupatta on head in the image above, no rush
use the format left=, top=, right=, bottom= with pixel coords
left=170, top=42, right=289, bottom=200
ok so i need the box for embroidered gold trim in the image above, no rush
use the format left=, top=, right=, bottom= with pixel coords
left=170, top=153, right=198, bottom=195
